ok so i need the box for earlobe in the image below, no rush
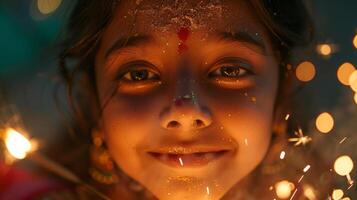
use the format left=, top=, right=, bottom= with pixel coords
left=89, top=128, right=119, bottom=185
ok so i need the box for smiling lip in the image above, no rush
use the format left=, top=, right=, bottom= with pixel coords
left=147, top=148, right=232, bottom=168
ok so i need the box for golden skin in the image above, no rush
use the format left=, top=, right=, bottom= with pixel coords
left=95, top=0, right=279, bottom=199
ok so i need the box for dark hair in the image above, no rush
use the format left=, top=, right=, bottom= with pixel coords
left=56, top=0, right=325, bottom=198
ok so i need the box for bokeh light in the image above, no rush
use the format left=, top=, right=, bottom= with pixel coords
left=317, top=44, right=332, bottom=56
left=315, top=112, right=334, bottom=133
left=334, top=155, right=354, bottom=176
left=353, top=34, right=357, bottom=49
left=332, top=189, right=344, bottom=200
left=337, top=62, right=355, bottom=85
left=275, top=180, right=295, bottom=199
left=303, top=185, right=316, bottom=200
left=296, top=61, right=316, bottom=82
left=349, top=70, right=357, bottom=92
left=37, top=0, right=62, bottom=15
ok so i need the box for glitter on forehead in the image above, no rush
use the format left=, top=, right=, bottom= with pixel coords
left=131, top=0, right=228, bottom=31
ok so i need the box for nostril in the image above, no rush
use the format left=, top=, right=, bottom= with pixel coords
left=167, top=121, right=181, bottom=129
left=193, top=119, right=205, bottom=128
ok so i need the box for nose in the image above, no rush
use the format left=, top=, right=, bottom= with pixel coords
left=159, top=92, right=212, bottom=132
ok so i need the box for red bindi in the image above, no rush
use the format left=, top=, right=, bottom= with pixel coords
left=177, top=27, right=190, bottom=42
left=177, top=27, right=190, bottom=53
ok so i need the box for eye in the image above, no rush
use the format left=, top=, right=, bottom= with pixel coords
left=116, top=61, right=160, bottom=83
left=122, top=68, right=159, bottom=82
left=208, top=63, right=251, bottom=79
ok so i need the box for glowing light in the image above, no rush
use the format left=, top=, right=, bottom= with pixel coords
left=4, top=128, right=32, bottom=159
left=337, top=63, right=355, bottom=85
left=280, top=151, right=286, bottom=160
left=349, top=70, right=357, bottom=92
left=317, top=44, right=332, bottom=56
left=315, top=112, right=334, bottom=133
left=353, top=34, right=357, bottom=49
left=275, top=180, right=295, bottom=199
left=206, top=186, right=210, bottom=195
left=334, top=155, right=353, bottom=176
left=37, top=0, right=62, bottom=15
left=295, top=61, right=316, bottom=82
left=354, top=93, right=357, bottom=104
left=303, top=165, right=311, bottom=173
left=332, top=189, right=344, bottom=200
left=288, top=128, right=312, bottom=146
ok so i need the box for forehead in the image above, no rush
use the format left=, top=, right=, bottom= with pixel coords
left=106, top=0, right=265, bottom=37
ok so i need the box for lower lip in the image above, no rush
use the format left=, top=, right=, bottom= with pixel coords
left=148, top=151, right=229, bottom=168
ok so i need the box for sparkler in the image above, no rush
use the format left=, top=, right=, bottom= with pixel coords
left=0, top=127, right=110, bottom=200
left=288, top=128, right=312, bottom=146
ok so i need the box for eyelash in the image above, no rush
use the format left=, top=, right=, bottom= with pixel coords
left=208, top=63, right=252, bottom=79
left=116, top=61, right=160, bottom=83
left=116, top=60, right=253, bottom=85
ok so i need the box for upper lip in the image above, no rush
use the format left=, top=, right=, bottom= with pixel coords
left=146, top=145, right=235, bottom=154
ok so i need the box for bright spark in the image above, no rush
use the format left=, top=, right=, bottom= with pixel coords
left=280, top=151, right=286, bottom=160
left=178, top=157, right=184, bottom=166
left=206, top=186, right=210, bottom=195
left=288, top=128, right=312, bottom=146
left=290, top=189, right=298, bottom=200
left=339, top=137, right=347, bottom=144
left=285, top=114, right=290, bottom=120
left=347, top=183, right=354, bottom=190
left=298, top=175, right=305, bottom=183
left=303, top=165, right=311, bottom=173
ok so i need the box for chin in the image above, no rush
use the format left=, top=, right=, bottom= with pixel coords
left=153, top=189, right=223, bottom=200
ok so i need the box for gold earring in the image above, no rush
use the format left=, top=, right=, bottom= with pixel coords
left=89, top=129, right=119, bottom=185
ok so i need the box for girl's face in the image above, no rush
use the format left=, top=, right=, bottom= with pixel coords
left=95, top=0, right=279, bottom=199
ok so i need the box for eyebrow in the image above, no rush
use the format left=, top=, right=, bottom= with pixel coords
left=215, top=31, right=267, bottom=53
left=105, top=34, right=154, bottom=58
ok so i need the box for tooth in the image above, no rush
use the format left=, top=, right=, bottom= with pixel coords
left=204, top=152, right=215, bottom=160
left=160, top=154, right=169, bottom=161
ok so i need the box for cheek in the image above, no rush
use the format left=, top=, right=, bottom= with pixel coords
left=101, top=95, right=162, bottom=176
left=214, top=93, right=274, bottom=161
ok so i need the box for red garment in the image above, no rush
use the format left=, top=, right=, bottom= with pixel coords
left=0, top=161, right=65, bottom=200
